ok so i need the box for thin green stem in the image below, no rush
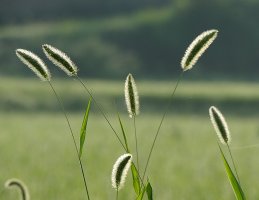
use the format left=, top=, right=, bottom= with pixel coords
left=141, top=71, right=184, bottom=184
left=48, top=81, right=91, bottom=200
left=227, top=143, right=241, bottom=184
left=133, top=115, right=140, bottom=173
left=75, top=75, right=126, bottom=151
left=116, top=189, right=119, bottom=200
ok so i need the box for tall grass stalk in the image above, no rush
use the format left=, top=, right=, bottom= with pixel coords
left=125, top=73, right=140, bottom=172
left=141, top=71, right=184, bottom=183
left=16, top=49, right=90, bottom=200
left=133, top=116, right=140, bottom=173
left=75, top=75, right=126, bottom=150
left=227, top=143, right=241, bottom=184
left=48, top=81, right=91, bottom=199
left=209, top=106, right=240, bottom=184
left=142, top=29, right=218, bottom=183
left=42, top=44, right=126, bottom=151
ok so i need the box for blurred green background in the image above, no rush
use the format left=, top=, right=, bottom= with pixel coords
left=1, top=0, right=259, bottom=199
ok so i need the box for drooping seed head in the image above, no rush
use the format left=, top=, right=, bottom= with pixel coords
left=42, top=44, right=78, bottom=76
left=5, top=178, right=30, bottom=200
left=209, top=106, right=231, bottom=145
left=111, top=153, right=132, bottom=190
left=125, top=73, right=139, bottom=118
left=16, top=49, right=51, bottom=81
left=181, top=29, right=218, bottom=71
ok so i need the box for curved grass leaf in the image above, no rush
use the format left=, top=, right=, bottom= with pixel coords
left=218, top=145, right=246, bottom=200
left=79, top=98, right=92, bottom=158
left=136, top=185, right=146, bottom=200
left=131, top=163, right=141, bottom=195
left=146, top=180, right=153, bottom=200
left=117, top=113, right=130, bottom=153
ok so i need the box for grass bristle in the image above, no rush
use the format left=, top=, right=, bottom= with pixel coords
left=42, top=44, right=78, bottom=76
left=181, top=29, right=218, bottom=71
left=16, top=49, right=51, bottom=81
left=209, top=106, right=231, bottom=145
left=5, top=178, right=30, bottom=200
left=111, top=153, right=133, bottom=190
left=125, top=73, right=140, bottom=118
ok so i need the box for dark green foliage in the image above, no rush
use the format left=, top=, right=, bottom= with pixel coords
left=218, top=145, right=246, bottom=200
left=146, top=180, right=153, bottom=200
left=79, top=98, right=92, bottom=158
left=117, top=113, right=130, bottom=153
left=131, top=163, right=141, bottom=195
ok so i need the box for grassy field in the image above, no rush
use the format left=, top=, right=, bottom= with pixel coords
left=1, top=78, right=259, bottom=199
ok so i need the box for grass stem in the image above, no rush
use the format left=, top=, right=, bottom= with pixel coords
left=141, top=71, right=184, bottom=184
left=75, top=75, right=126, bottom=151
left=227, top=143, right=241, bottom=184
left=48, top=81, right=91, bottom=200
left=133, top=116, right=140, bottom=173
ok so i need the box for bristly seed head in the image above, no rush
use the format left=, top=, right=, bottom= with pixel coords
left=111, top=153, right=132, bottom=190
left=209, top=106, right=231, bottom=145
left=181, top=29, right=218, bottom=71
left=125, top=73, right=139, bottom=118
left=42, top=44, right=78, bottom=76
left=5, top=178, right=30, bottom=200
left=16, top=49, right=51, bottom=81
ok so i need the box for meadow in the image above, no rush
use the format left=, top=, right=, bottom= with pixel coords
left=1, top=78, right=259, bottom=199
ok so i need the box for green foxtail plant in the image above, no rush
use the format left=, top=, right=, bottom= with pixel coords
left=42, top=44, right=126, bottom=151
left=125, top=73, right=140, bottom=173
left=15, top=49, right=91, bottom=200
left=42, top=44, right=146, bottom=198
left=209, top=106, right=245, bottom=199
left=5, top=178, right=30, bottom=200
left=141, top=29, right=218, bottom=184
left=11, top=29, right=224, bottom=199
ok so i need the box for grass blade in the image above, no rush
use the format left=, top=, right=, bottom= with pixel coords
left=218, top=144, right=246, bottom=200
left=146, top=180, right=153, bottom=200
left=131, top=163, right=141, bottom=195
left=136, top=185, right=146, bottom=200
left=117, top=113, right=130, bottom=153
left=79, top=98, right=92, bottom=158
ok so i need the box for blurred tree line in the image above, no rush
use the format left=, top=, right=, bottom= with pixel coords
left=0, top=0, right=259, bottom=80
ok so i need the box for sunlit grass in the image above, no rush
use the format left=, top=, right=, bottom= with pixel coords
left=1, top=79, right=259, bottom=199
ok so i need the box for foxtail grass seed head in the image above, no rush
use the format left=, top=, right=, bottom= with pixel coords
left=209, top=106, right=231, bottom=145
left=42, top=44, right=78, bottom=76
left=181, top=29, right=218, bottom=71
left=5, top=178, right=30, bottom=200
left=16, top=49, right=51, bottom=81
left=111, top=153, right=132, bottom=190
left=125, top=73, right=139, bottom=118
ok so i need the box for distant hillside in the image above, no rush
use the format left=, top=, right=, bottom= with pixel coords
left=0, top=0, right=170, bottom=24
left=1, top=0, right=259, bottom=80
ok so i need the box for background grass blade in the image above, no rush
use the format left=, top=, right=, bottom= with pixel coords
left=117, top=113, right=130, bottom=153
left=131, top=163, right=141, bottom=196
left=146, top=180, right=153, bottom=200
left=79, top=98, right=92, bottom=158
left=218, top=145, right=246, bottom=200
left=136, top=185, right=146, bottom=200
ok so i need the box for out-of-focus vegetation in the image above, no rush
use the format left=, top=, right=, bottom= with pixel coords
left=1, top=79, right=259, bottom=199
left=0, top=0, right=259, bottom=79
